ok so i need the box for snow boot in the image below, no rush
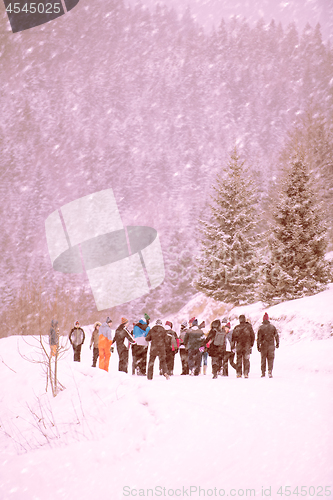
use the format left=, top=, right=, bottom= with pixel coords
left=268, top=372, right=273, bottom=378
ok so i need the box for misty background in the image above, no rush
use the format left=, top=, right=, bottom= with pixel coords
left=0, top=0, right=332, bottom=335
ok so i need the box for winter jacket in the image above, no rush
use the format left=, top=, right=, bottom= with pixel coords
left=232, top=321, right=255, bottom=351
left=113, top=323, right=136, bottom=350
left=179, top=325, right=188, bottom=350
left=204, top=324, right=227, bottom=357
left=145, top=325, right=167, bottom=352
left=90, top=328, right=100, bottom=349
left=184, top=326, right=205, bottom=350
left=49, top=320, right=58, bottom=345
left=99, top=322, right=113, bottom=340
left=133, top=320, right=150, bottom=347
left=69, top=326, right=85, bottom=347
left=257, top=320, right=279, bottom=350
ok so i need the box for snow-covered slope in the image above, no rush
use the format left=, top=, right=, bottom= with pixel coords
left=1, top=288, right=333, bottom=500
left=172, top=283, right=333, bottom=342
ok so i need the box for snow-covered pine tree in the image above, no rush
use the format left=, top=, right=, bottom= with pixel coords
left=262, top=155, right=332, bottom=302
left=193, top=148, right=261, bottom=305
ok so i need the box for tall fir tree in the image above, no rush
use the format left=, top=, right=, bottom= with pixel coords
left=262, top=156, right=331, bottom=302
left=193, top=148, right=261, bottom=305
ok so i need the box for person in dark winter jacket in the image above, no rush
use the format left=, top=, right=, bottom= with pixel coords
left=69, top=321, right=85, bottom=362
left=132, top=314, right=150, bottom=375
left=203, top=319, right=227, bottom=379
left=49, top=319, right=59, bottom=357
left=222, top=321, right=237, bottom=376
left=179, top=320, right=189, bottom=375
left=145, top=319, right=169, bottom=380
left=99, top=317, right=113, bottom=371
left=163, top=321, right=179, bottom=376
left=184, top=319, right=205, bottom=376
left=257, top=313, right=279, bottom=378
left=113, top=318, right=136, bottom=373
left=90, top=321, right=101, bottom=367
left=232, top=315, right=255, bottom=378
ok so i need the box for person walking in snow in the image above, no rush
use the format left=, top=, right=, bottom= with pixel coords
left=164, top=321, right=179, bottom=376
left=257, top=312, right=279, bottom=378
left=69, top=320, right=85, bottom=362
left=184, top=318, right=205, bottom=376
left=99, top=317, right=113, bottom=372
left=198, top=321, right=208, bottom=375
left=179, top=320, right=189, bottom=375
left=222, top=320, right=237, bottom=376
left=232, top=314, right=255, bottom=378
left=49, top=319, right=59, bottom=357
left=90, top=321, right=101, bottom=367
left=203, top=319, right=227, bottom=379
left=113, top=318, right=136, bottom=373
left=132, top=314, right=150, bottom=375
left=145, top=319, right=169, bottom=380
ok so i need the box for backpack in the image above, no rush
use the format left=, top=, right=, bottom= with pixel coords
left=213, top=330, right=226, bottom=347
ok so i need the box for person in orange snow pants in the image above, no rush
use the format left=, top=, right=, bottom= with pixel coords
left=98, top=317, right=113, bottom=371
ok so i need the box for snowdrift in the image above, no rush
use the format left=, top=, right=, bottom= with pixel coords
left=173, top=283, right=333, bottom=342
left=1, top=288, right=333, bottom=500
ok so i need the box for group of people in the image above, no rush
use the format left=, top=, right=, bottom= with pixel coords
left=51, top=312, right=279, bottom=379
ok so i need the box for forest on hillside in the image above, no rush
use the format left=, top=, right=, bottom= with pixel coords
left=0, top=0, right=332, bottom=335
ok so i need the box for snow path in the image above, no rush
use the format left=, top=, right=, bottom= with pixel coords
left=1, top=336, right=332, bottom=500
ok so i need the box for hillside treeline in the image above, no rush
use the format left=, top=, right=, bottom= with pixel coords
left=0, top=0, right=332, bottom=336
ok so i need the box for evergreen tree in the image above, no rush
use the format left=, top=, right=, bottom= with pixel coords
left=193, top=149, right=261, bottom=305
left=262, top=156, right=331, bottom=302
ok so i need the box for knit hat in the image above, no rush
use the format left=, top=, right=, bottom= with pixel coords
left=192, top=319, right=198, bottom=326
left=263, top=312, right=269, bottom=321
left=211, top=319, right=221, bottom=329
left=144, top=313, right=150, bottom=321
left=74, top=320, right=80, bottom=327
left=226, top=322, right=231, bottom=329
left=156, top=319, right=162, bottom=325
left=181, top=320, right=188, bottom=327
left=94, top=321, right=102, bottom=328
left=106, top=317, right=112, bottom=324
left=121, top=317, right=128, bottom=324
left=165, top=321, right=173, bottom=329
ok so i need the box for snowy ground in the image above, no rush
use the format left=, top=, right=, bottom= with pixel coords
left=1, top=292, right=333, bottom=500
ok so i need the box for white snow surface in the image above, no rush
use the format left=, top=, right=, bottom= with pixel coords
left=174, top=283, right=333, bottom=342
left=1, top=289, right=333, bottom=500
